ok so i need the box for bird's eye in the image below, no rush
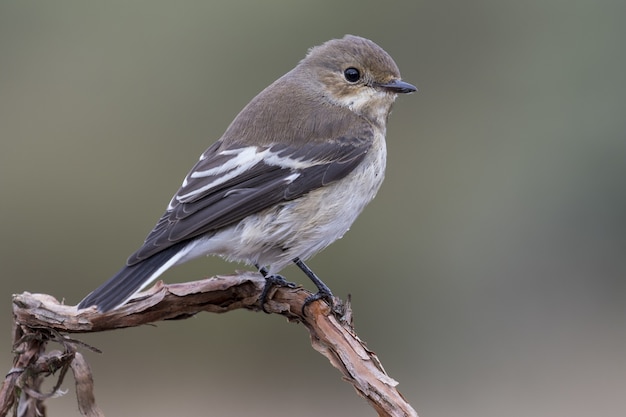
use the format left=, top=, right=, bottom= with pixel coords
left=344, top=67, right=361, bottom=83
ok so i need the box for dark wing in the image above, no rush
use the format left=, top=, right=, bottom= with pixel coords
left=126, top=134, right=372, bottom=265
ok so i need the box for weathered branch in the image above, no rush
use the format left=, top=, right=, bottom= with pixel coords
left=1, top=272, right=417, bottom=417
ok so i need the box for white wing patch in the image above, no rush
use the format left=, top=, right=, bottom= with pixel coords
left=191, top=147, right=260, bottom=178
left=173, top=146, right=318, bottom=207
left=263, top=149, right=322, bottom=169
left=283, top=172, right=301, bottom=183
left=177, top=147, right=262, bottom=203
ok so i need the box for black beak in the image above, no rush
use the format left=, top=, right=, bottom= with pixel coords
left=377, top=79, right=417, bottom=94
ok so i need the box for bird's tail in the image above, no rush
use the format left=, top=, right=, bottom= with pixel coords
left=77, top=242, right=188, bottom=312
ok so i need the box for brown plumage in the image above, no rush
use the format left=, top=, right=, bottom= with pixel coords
left=78, top=35, right=415, bottom=312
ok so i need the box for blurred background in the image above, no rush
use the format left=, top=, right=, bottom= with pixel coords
left=1, top=1, right=625, bottom=416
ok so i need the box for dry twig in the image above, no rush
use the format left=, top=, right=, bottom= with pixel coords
left=1, top=272, right=416, bottom=417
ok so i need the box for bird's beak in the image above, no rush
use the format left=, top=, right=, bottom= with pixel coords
left=377, top=79, right=417, bottom=94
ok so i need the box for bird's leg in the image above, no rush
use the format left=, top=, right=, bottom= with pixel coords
left=293, top=258, right=335, bottom=313
left=256, top=264, right=296, bottom=313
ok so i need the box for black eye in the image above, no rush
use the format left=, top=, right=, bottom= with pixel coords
left=344, top=67, right=361, bottom=83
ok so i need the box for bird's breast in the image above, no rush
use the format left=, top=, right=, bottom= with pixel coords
left=260, top=130, right=387, bottom=269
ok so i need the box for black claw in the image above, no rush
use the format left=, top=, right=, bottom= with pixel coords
left=302, top=288, right=335, bottom=315
left=256, top=265, right=297, bottom=313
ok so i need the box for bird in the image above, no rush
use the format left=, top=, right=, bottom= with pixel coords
left=77, top=35, right=416, bottom=312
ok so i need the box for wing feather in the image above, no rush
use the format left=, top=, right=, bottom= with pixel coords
left=127, top=133, right=373, bottom=265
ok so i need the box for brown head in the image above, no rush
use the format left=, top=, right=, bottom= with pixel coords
left=222, top=35, right=416, bottom=146
left=296, top=35, right=416, bottom=125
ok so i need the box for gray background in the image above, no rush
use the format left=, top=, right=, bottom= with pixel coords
left=1, top=1, right=624, bottom=416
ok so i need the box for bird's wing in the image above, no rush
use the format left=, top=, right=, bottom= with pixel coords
left=126, top=133, right=373, bottom=264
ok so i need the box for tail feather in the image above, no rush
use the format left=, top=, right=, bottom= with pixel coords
left=78, top=242, right=188, bottom=312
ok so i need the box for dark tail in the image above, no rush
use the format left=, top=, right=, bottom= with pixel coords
left=78, top=242, right=187, bottom=312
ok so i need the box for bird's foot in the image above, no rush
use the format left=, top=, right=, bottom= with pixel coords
left=258, top=272, right=297, bottom=313
left=291, top=257, right=337, bottom=315
left=302, top=287, right=336, bottom=315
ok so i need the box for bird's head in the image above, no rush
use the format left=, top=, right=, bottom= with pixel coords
left=297, top=35, right=416, bottom=126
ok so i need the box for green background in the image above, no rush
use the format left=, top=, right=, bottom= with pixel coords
left=1, top=1, right=625, bottom=416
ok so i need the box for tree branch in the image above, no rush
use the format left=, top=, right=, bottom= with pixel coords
left=1, top=272, right=417, bottom=417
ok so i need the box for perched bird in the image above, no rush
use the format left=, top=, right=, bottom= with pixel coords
left=78, top=35, right=416, bottom=312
